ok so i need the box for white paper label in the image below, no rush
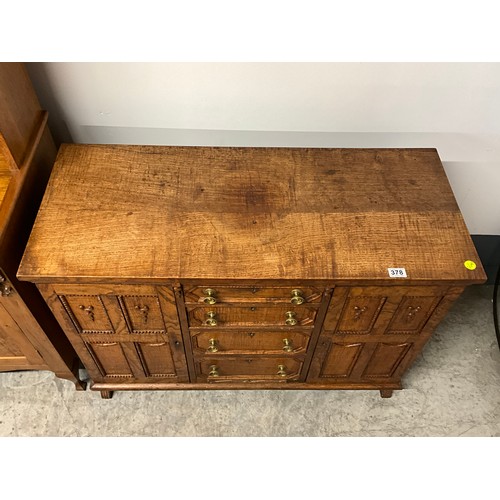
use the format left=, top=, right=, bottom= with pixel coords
left=388, top=267, right=407, bottom=278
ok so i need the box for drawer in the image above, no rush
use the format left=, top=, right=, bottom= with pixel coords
left=195, top=356, right=303, bottom=381
left=186, top=304, right=318, bottom=328
left=191, top=330, right=311, bottom=355
left=183, top=285, right=322, bottom=304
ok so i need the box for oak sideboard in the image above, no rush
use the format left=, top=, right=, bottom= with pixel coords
left=17, top=145, right=486, bottom=398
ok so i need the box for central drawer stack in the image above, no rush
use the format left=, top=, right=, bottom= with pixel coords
left=182, top=285, right=325, bottom=383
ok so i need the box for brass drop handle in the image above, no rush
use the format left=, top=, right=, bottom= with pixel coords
left=204, top=311, right=217, bottom=326
left=202, top=288, right=217, bottom=305
left=290, top=289, right=305, bottom=305
left=282, top=338, right=293, bottom=352
left=285, top=311, right=298, bottom=326
left=209, top=365, right=219, bottom=377
left=207, top=338, right=219, bottom=353
left=277, top=365, right=287, bottom=377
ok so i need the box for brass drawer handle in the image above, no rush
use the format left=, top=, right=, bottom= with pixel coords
left=202, top=288, right=217, bottom=305
left=204, top=311, right=217, bottom=326
left=207, top=338, right=219, bottom=353
left=285, top=311, right=298, bottom=326
left=209, top=365, right=219, bottom=377
left=277, top=364, right=287, bottom=377
left=290, top=289, right=305, bottom=305
left=282, top=338, right=293, bottom=352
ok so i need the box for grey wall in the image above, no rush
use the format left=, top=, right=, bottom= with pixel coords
left=26, top=62, right=500, bottom=235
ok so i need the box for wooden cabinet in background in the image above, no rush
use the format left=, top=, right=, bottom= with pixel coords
left=0, top=63, right=84, bottom=389
left=17, top=146, right=486, bottom=398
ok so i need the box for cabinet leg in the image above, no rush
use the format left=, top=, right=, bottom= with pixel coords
left=75, top=379, right=87, bottom=391
left=100, top=390, right=113, bottom=399
left=55, top=368, right=87, bottom=391
left=380, top=389, right=393, bottom=398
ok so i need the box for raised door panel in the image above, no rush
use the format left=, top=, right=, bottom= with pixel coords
left=307, top=341, right=375, bottom=382
left=118, top=295, right=167, bottom=333
left=59, top=295, right=116, bottom=333
left=336, top=296, right=386, bottom=334
left=361, top=342, right=413, bottom=379
left=319, top=342, right=364, bottom=379
left=136, top=341, right=178, bottom=378
left=86, top=342, right=135, bottom=379
left=385, top=296, right=442, bottom=335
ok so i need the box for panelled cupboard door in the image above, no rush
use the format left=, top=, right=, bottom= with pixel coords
left=40, top=284, right=189, bottom=383
left=307, top=285, right=458, bottom=384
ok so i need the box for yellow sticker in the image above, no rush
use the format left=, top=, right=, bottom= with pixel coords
left=464, top=260, right=477, bottom=270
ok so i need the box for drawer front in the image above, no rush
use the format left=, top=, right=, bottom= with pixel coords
left=187, top=305, right=318, bottom=327
left=184, top=285, right=322, bottom=304
left=195, top=356, right=302, bottom=381
left=191, top=330, right=311, bottom=355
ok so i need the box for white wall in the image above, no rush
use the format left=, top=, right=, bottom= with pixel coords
left=27, top=62, right=500, bottom=235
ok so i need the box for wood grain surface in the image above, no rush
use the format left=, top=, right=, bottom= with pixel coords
left=18, top=145, right=486, bottom=284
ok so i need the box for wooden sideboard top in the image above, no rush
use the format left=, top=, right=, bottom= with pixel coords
left=18, top=145, right=486, bottom=284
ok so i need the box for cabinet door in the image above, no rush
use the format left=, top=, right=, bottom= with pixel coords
left=43, top=284, right=189, bottom=383
left=0, top=300, right=44, bottom=369
left=307, top=285, right=458, bottom=384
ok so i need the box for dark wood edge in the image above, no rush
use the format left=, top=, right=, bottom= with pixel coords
left=0, top=132, right=18, bottom=170
left=174, top=284, right=197, bottom=381
left=298, top=287, right=333, bottom=382
left=16, top=276, right=489, bottom=286
left=20, top=110, right=48, bottom=170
